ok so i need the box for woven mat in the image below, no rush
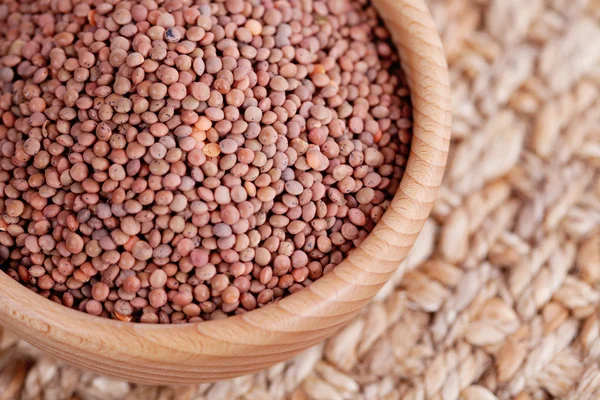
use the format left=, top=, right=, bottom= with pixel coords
left=3, top=0, right=600, bottom=399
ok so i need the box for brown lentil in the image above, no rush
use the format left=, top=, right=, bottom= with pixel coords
left=0, top=0, right=411, bottom=323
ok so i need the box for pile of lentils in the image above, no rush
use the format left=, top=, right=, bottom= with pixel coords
left=0, top=0, right=412, bottom=323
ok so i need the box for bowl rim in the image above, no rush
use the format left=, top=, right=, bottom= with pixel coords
left=0, top=0, right=451, bottom=381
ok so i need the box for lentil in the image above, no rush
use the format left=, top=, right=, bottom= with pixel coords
left=0, top=0, right=411, bottom=323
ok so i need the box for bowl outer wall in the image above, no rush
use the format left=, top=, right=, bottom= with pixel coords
left=0, top=0, right=451, bottom=384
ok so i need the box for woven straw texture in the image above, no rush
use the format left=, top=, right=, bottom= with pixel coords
left=2, top=0, right=600, bottom=398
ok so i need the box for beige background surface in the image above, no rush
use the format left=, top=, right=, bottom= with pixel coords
left=2, top=0, right=600, bottom=398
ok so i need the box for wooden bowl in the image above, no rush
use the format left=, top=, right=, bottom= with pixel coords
left=0, top=0, right=450, bottom=385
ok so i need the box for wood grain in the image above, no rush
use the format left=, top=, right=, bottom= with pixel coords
left=0, top=0, right=451, bottom=384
